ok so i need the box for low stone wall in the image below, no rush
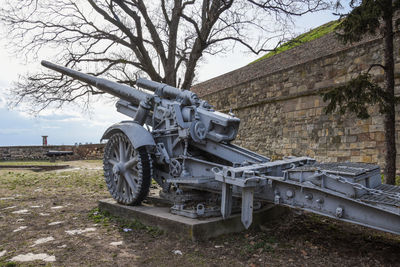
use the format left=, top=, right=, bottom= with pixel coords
left=0, top=144, right=105, bottom=161
left=193, top=31, right=400, bottom=169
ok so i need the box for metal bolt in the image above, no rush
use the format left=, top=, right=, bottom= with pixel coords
left=286, top=190, right=294, bottom=198
left=196, top=203, right=205, bottom=216
left=274, top=195, right=281, bottom=204
left=305, top=193, right=313, bottom=200
left=113, top=165, right=121, bottom=175
left=335, top=207, right=343, bottom=218
left=316, top=198, right=324, bottom=204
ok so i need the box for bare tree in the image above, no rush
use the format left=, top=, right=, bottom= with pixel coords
left=0, top=0, right=328, bottom=112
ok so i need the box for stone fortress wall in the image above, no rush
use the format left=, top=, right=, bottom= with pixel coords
left=0, top=144, right=105, bottom=161
left=193, top=31, right=400, bottom=169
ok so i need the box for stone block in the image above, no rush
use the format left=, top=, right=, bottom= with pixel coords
left=369, top=124, right=384, bottom=132
left=324, top=57, right=337, bottom=65
left=362, top=156, right=372, bottom=163
left=374, top=132, right=385, bottom=142
left=345, top=135, right=357, bottom=143
left=351, top=156, right=363, bottom=162
left=361, top=124, right=370, bottom=133
left=337, top=156, right=350, bottom=162
left=334, top=75, right=347, bottom=84
left=298, top=85, right=308, bottom=93
left=358, top=133, right=371, bottom=142
left=364, top=141, right=377, bottom=148
left=350, top=127, right=362, bottom=135
left=371, top=154, right=379, bottom=163
left=98, top=199, right=288, bottom=241
left=315, top=107, right=323, bottom=116
left=363, top=148, right=376, bottom=155
left=350, top=142, right=362, bottom=149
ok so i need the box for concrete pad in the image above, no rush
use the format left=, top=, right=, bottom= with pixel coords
left=99, top=198, right=287, bottom=241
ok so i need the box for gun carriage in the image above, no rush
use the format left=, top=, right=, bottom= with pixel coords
left=42, top=60, right=400, bottom=234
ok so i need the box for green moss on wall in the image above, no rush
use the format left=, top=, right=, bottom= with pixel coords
left=250, top=20, right=341, bottom=64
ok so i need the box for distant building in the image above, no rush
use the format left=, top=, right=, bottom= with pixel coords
left=41, top=136, right=48, bottom=146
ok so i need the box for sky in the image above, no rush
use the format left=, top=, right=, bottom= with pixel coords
left=0, top=6, right=342, bottom=146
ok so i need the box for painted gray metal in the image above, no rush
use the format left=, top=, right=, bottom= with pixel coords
left=42, top=61, right=400, bottom=235
left=101, top=122, right=155, bottom=148
left=41, top=61, right=151, bottom=106
left=214, top=160, right=400, bottom=234
left=136, top=78, right=199, bottom=105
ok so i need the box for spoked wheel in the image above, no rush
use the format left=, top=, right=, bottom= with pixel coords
left=103, top=132, right=152, bottom=205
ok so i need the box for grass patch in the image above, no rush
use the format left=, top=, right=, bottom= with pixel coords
left=82, top=160, right=103, bottom=164
left=250, top=20, right=341, bottom=64
left=0, top=262, right=17, bottom=267
left=381, top=174, right=400, bottom=185
left=0, top=161, right=60, bottom=166
left=89, top=207, right=112, bottom=226
left=240, top=233, right=277, bottom=256
left=0, top=168, right=106, bottom=193
left=89, top=208, right=164, bottom=237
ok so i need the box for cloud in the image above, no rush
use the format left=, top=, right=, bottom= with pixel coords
left=41, top=126, right=61, bottom=129
left=0, top=94, right=6, bottom=109
left=0, top=128, right=31, bottom=135
left=0, top=79, right=10, bottom=89
left=39, top=113, right=82, bottom=122
left=0, top=97, right=127, bottom=146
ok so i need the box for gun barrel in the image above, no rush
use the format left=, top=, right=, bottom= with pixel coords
left=136, top=78, right=199, bottom=105
left=136, top=78, right=185, bottom=100
left=41, top=60, right=151, bottom=105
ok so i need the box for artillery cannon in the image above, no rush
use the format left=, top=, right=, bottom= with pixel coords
left=42, top=60, right=400, bottom=234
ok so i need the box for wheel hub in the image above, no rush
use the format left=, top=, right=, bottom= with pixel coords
left=112, top=163, right=125, bottom=175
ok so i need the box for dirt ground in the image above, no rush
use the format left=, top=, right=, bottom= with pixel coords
left=1, top=160, right=400, bottom=267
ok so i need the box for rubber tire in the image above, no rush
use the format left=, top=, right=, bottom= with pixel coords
left=103, top=132, right=152, bottom=205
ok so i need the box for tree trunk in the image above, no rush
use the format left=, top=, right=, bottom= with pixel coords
left=382, top=4, right=396, bottom=185
left=182, top=39, right=203, bottom=89
left=164, top=0, right=182, bottom=87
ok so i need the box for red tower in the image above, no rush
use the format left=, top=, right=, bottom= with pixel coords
left=42, top=135, right=48, bottom=146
